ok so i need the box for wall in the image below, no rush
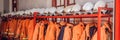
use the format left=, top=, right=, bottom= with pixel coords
left=4, top=0, right=10, bottom=13
left=9, top=0, right=12, bottom=13
left=18, top=0, right=114, bottom=10
left=46, top=0, right=114, bottom=8
left=18, top=0, right=47, bottom=10
left=0, top=0, right=12, bottom=14
left=46, top=0, right=52, bottom=8
left=0, top=0, right=4, bottom=14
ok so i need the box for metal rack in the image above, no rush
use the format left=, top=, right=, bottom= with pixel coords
left=1, top=7, right=112, bottom=40
left=33, top=7, right=113, bottom=40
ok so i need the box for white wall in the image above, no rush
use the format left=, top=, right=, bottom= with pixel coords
left=9, top=0, right=12, bottom=13
left=18, top=0, right=47, bottom=10
left=18, top=0, right=114, bottom=10
left=0, top=0, right=4, bottom=14
left=46, top=0, right=52, bottom=8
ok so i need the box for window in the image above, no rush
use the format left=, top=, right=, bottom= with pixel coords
left=52, top=0, right=75, bottom=7
left=67, top=0, right=75, bottom=6
left=52, top=0, right=65, bottom=7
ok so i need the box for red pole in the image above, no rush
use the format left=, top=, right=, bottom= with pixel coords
left=115, top=0, right=120, bottom=40
left=80, top=18, right=82, bottom=22
left=108, top=17, right=110, bottom=22
left=33, top=12, right=37, bottom=27
left=97, top=7, right=101, bottom=40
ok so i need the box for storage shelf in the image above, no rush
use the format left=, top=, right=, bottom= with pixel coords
left=33, top=7, right=113, bottom=40
left=36, top=14, right=112, bottom=18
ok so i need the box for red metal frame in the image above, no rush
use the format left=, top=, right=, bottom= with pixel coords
left=34, top=12, right=37, bottom=27
left=33, top=14, right=112, bottom=18
left=33, top=7, right=113, bottom=40
left=97, top=7, right=101, bottom=40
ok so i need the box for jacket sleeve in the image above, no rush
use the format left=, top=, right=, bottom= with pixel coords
left=32, top=23, right=40, bottom=40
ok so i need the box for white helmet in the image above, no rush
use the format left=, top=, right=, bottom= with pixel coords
left=64, top=5, right=74, bottom=13
left=30, top=8, right=40, bottom=14
left=56, top=7, right=64, bottom=13
left=19, top=11, right=25, bottom=15
left=38, top=8, right=45, bottom=15
left=94, top=1, right=106, bottom=11
left=48, top=7, right=56, bottom=14
left=71, top=4, right=81, bottom=12
left=44, top=8, right=49, bottom=13
left=83, top=2, right=94, bottom=11
left=25, top=10, right=31, bottom=14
